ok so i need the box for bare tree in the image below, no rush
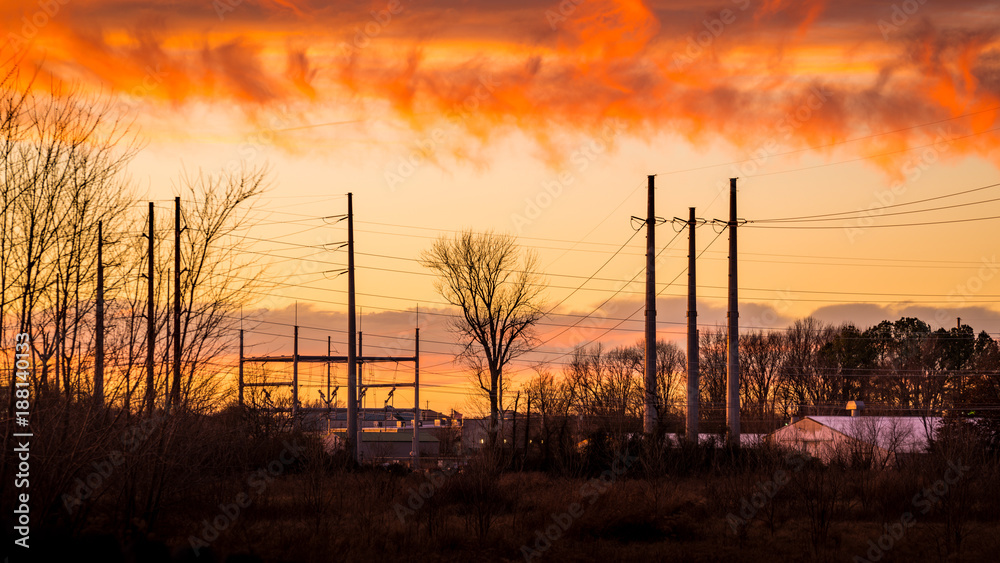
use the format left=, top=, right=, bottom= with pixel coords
left=565, top=343, right=650, bottom=440
left=741, top=330, right=785, bottom=426
left=779, top=318, right=835, bottom=416
left=700, top=326, right=728, bottom=429
left=654, top=340, right=686, bottom=423
left=2, top=73, right=139, bottom=399
left=173, top=167, right=267, bottom=410
left=421, top=230, right=544, bottom=444
left=523, top=368, right=576, bottom=467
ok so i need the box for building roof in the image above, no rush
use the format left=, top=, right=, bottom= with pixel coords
left=793, top=416, right=940, bottom=453
left=363, top=431, right=439, bottom=443
left=328, top=430, right=439, bottom=443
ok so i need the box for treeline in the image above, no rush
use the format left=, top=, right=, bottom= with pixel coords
left=0, top=64, right=277, bottom=554
left=0, top=66, right=268, bottom=413
left=518, top=316, right=1000, bottom=455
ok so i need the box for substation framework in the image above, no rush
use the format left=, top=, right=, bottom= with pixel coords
left=236, top=192, right=422, bottom=466
left=237, top=327, right=421, bottom=466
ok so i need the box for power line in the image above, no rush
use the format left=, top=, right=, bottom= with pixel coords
left=748, top=213, right=1000, bottom=230
left=755, top=182, right=1000, bottom=223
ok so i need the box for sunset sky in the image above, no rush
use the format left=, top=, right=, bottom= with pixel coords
left=6, top=0, right=1000, bottom=413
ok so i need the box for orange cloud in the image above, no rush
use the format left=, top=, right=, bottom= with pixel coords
left=2, top=0, right=999, bottom=173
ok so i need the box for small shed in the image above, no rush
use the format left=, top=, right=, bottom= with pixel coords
left=767, top=416, right=940, bottom=466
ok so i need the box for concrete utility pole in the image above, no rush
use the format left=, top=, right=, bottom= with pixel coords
left=171, top=196, right=182, bottom=408
left=145, top=202, right=155, bottom=414
left=293, top=324, right=299, bottom=427
left=55, top=274, right=60, bottom=395
left=95, top=221, right=104, bottom=405
left=412, top=327, right=420, bottom=469
left=347, top=192, right=359, bottom=463
left=726, top=178, right=740, bottom=446
left=686, top=207, right=699, bottom=442
left=327, top=335, right=332, bottom=411
left=643, top=175, right=658, bottom=435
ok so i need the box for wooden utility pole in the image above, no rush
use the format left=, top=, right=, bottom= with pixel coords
left=145, top=202, right=155, bottom=414
left=347, top=192, right=359, bottom=463
left=95, top=221, right=104, bottom=405
left=686, top=207, right=699, bottom=442
left=412, top=327, right=420, bottom=468
left=726, top=178, right=740, bottom=446
left=643, top=174, right=657, bottom=434
left=171, top=196, right=182, bottom=408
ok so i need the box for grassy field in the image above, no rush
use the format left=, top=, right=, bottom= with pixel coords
left=6, top=405, right=1000, bottom=562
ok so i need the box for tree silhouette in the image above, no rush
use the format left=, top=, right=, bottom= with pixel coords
left=421, top=230, right=544, bottom=445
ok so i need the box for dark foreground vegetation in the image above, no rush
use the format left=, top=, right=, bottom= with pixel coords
left=4, top=400, right=1000, bottom=563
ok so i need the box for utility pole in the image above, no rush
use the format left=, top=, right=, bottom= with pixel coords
left=164, top=279, right=171, bottom=404
left=55, top=273, right=60, bottom=396
left=327, top=335, right=332, bottom=410
left=327, top=335, right=333, bottom=433
left=686, top=207, right=699, bottom=442
left=238, top=329, right=244, bottom=409
left=171, top=196, right=182, bottom=409
left=145, top=202, right=155, bottom=414
left=347, top=192, right=359, bottom=463
left=643, top=174, right=657, bottom=434
left=524, top=392, right=531, bottom=462
left=95, top=221, right=104, bottom=405
left=293, top=325, right=299, bottom=427
left=358, top=332, right=363, bottom=404
left=412, top=327, right=420, bottom=469
left=726, top=178, right=740, bottom=447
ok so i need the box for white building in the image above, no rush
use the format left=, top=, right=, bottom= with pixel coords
left=767, top=415, right=941, bottom=466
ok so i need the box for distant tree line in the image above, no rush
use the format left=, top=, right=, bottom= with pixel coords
left=0, top=64, right=268, bottom=413
left=517, top=316, right=1000, bottom=462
